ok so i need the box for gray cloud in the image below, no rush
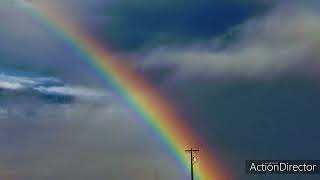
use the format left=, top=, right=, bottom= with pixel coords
left=0, top=102, right=183, bottom=180
left=0, top=70, right=184, bottom=180
left=142, top=1, right=320, bottom=79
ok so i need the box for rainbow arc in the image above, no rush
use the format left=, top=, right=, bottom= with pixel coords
left=22, top=2, right=230, bottom=180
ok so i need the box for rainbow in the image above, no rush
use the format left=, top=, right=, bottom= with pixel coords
left=22, top=2, right=230, bottom=180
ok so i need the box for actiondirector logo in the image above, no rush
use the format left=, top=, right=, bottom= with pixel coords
left=246, top=160, right=320, bottom=174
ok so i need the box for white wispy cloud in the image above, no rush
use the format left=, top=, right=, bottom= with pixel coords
left=0, top=73, right=60, bottom=89
left=142, top=1, right=320, bottom=78
left=0, top=81, right=24, bottom=90
left=0, top=73, right=107, bottom=99
left=34, top=86, right=107, bottom=98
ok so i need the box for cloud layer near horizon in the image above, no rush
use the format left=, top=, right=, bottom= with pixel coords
left=0, top=71, right=184, bottom=180
left=142, top=1, right=320, bottom=79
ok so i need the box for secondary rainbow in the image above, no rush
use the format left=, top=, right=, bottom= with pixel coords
left=22, top=2, right=230, bottom=180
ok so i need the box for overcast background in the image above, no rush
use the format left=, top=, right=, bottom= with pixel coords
left=1, top=0, right=320, bottom=180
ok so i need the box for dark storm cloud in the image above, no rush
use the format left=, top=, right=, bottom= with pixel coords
left=142, top=0, right=320, bottom=79
left=0, top=0, right=267, bottom=81
left=166, top=77, right=320, bottom=180
left=95, top=0, right=268, bottom=51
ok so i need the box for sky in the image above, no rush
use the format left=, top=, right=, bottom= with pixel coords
left=1, top=0, right=320, bottom=180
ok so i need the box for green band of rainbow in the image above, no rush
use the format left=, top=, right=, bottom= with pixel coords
left=22, top=2, right=230, bottom=180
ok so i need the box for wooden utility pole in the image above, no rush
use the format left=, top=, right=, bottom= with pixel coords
left=185, top=148, right=199, bottom=180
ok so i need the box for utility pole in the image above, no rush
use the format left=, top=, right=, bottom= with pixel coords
left=185, top=148, right=199, bottom=180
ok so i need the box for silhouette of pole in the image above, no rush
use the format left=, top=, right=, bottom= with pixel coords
left=185, top=148, right=199, bottom=180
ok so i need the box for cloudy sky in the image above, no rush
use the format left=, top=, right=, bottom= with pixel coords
left=1, top=0, right=320, bottom=180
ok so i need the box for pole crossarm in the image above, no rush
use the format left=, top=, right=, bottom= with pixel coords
left=185, top=148, right=200, bottom=180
